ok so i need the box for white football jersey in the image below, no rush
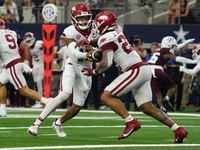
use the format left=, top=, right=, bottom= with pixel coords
left=0, top=29, right=21, bottom=65
left=63, top=25, right=99, bottom=66
left=98, top=29, right=142, bottom=72
left=31, top=40, right=43, bottom=67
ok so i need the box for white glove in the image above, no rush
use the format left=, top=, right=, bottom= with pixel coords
left=179, top=66, right=185, bottom=72
left=22, top=63, right=32, bottom=73
left=185, top=38, right=195, bottom=45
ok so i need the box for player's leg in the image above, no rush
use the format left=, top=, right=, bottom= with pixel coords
left=0, top=83, right=7, bottom=117
left=52, top=67, right=92, bottom=137
left=136, top=76, right=188, bottom=143
left=101, top=67, right=151, bottom=140
left=31, top=67, right=44, bottom=108
left=0, top=69, right=11, bottom=117
left=28, top=63, right=75, bottom=136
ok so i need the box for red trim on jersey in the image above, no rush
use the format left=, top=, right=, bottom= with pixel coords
left=75, top=26, right=92, bottom=38
left=101, top=42, right=118, bottom=52
left=111, top=68, right=140, bottom=96
left=5, top=58, right=23, bottom=69
left=60, top=72, right=63, bottom=91
left=9, top=66, right=23, bottom=89
left=127, top=61, right=148, bottom=71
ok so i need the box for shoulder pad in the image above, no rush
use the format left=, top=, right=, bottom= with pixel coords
left=63, top=25, right=76, bottom=39
left=98, top=32, right=117, bottom=48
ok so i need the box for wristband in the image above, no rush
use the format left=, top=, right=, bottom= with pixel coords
left=93, top=70, right=98, bottom=75
left=182, top=78, right=185, bottom=80
left=24, top=60, right=29, bottom=65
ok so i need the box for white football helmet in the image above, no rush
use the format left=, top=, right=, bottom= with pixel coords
left=161, top=36, right=177, bottom=54
left=23, top=32, right=36, bottom=47
left=192, top=43, right=200, bottom=60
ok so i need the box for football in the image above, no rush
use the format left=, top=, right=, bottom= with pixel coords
left=90, top=50, right=102, bottom=62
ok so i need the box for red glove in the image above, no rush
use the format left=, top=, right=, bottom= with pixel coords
left=83, top=68, right=98, bottom=76
left=75, top=39, right=90, bottom=48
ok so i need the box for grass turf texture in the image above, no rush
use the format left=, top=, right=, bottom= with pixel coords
left=0, top=106, right=200, bottom=150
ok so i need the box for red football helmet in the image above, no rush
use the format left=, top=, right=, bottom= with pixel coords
left=192, top=43, right=200, bottom=60
left=93, top=11, right=118, bottom=35
left=23, top=32, right=36, bottom=47
left=70, top=3, right=92, bottom=30
left=0, top=19, right=6, bottom=29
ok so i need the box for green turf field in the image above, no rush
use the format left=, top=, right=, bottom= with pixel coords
left=0, top=106, right=200, bottom=150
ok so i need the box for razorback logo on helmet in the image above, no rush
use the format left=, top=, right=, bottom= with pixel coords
left=100, top=38, right=106, bottom=43
left=99, top=15, right=108, bottom=20
left=195, top=43, right=200, bottom=55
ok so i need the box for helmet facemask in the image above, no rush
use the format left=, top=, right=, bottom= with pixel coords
left=72, top=14, right=92, bottom=30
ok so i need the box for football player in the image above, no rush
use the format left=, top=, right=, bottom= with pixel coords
left=0, top=19, right=49, bottom=117
left=148, top=36, right=196, bottom=114
left=76, top=11, right=189, bottom=143
left=180, top=43, right=200, bottom=75
left=27, top=3, right=98, bottom=137
left=24, top=32, right=44, bottom=108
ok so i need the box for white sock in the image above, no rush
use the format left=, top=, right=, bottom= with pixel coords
left=171, top=123, right=179, bottom=131
left=34, top=118, right=43, bottom=125
left=124, top=115, right=134, bottom=122
left=0, top=104, right=6, bottom=108
left=40, top=91, right=70, bottom=119
left=56, top=118, right=62, bottom=126
left=40, top=97, right=49, bottom=104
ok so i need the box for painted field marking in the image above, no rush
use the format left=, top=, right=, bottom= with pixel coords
left=1, top=144, right=200, bottom=150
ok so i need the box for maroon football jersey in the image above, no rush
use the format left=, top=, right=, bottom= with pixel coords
left=148, top=46, right=171, bottom=66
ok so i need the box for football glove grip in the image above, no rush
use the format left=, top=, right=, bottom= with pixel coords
left=83, top=68, right=98, bottom=76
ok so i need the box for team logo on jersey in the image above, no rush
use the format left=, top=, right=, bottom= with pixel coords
left=76, top=34, right=81, bottom=39
left=100, top=38, right=106, bottom=43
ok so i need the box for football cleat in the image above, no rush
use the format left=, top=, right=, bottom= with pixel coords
left=118, top=119, right=141, bottom=140
left=27, top=124, right=39, bottom=136
left=52, top=119, right=66, bottom=137
left=163, top=97, right=174, bottom=111
left=31, top=102, right=43, bottom=108
left=0, top=107, right=7, bottom=117
left=173, top=126, right=188, bottom=143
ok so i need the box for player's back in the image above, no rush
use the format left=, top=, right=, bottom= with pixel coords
left=31, top=40, right=43, bottom=66
left=63, top=25, right=97, bottom=66
left=98, top=29, right=142, bottom=72
left=0, top=29, right=21, bottom=65
left=148, top=46, right=171, bottom=67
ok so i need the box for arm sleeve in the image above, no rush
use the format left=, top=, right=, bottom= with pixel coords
left=17, top=37, right=23, bottom=46
left=175, top=43, right=186, bottom=51
left=68, top=42, right=87, bottom=59
left=98, top=51, right=114, bottom=73
left=175, top=56, right=196, bottom=64
left=183, top=63, right=200, bottom=75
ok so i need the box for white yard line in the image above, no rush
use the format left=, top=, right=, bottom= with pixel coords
left=1, top=144, right=200, bottom=150
left=6, top=108, right=200, bottom=117
left=0, top=125, right=200, bottom=130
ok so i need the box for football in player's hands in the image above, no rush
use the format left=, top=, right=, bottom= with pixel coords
left=89, top=49, right=102, bottom=62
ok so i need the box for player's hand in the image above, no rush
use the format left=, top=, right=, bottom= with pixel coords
left=22, top=63, right=32, bottom=73
left=75, top=39, right=90, bottom=48
left=185, top=38, right=195, bottom=45
left=83, top=68, right=98, bottom=76
left=179, top=66, right=185, bottom=72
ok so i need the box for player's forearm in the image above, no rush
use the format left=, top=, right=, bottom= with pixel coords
left=68, top=42, right=87, bottom=59
left=183, top=65, right=200, bottom=75
left=175, top=56, right=196, bottom=64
